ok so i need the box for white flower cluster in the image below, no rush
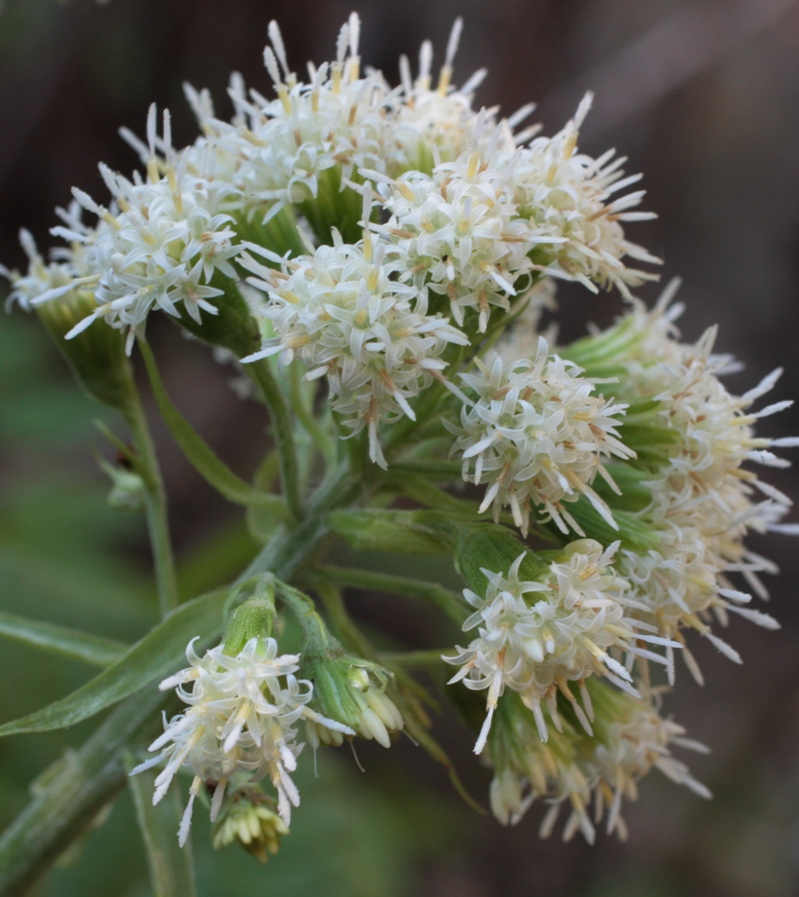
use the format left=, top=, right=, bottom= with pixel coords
left=1, top=226, right=96, bottom=311
left=445, top=540, right=673, bottom=753
left=588, top=696, right=710, bottom=840
left=131, top=636, right=352, bottom=845
left=64, top=109, right=241, bottom=351
left=448, top=342, right=634, bottom=536
left=241, top=199, right=468, bottom=467
left=4, top=13, right=661, bottom=457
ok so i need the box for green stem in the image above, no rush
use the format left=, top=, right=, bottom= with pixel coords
left=275, top=581, right=333, bottom=654
left=245, top=359, right=303, bottom=521
left=313, top=581, right=378, bottom=660
left=378, top=649, right=451, bottom=667
left=290, top=364, right=336, bottom=466
left=0, top=686, right=167, bottom=897
left=126, top=396, right=179, bottom=616
left=311, top=565, right=468, bottom=625
left=241, top=461, right=360, bottom=582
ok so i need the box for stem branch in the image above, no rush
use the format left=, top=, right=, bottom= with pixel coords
left=126, top=395, right=179, bottom=616
left=246, top=359, right=303, bottom=521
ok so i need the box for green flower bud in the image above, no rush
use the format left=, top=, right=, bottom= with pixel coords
left=304, top=648, right=404, bottom=748
left=211, top=784, right=288, bottom=863
left=35, top=287, right=137, bottom=415
left=98, top=457, right=146, bottom=512
left=223, top=585, right=277, bottom=657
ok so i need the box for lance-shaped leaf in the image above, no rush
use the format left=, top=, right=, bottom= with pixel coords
left=127, top=754, right=197, bottom=897
left=0, top=588, right=228, bottom=738
left=0, top=611, right=127, bottom=668
left=139, top=340, right=291, bottom=516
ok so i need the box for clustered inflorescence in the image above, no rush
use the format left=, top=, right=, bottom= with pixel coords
left=4, top=13, right=796, bottom=863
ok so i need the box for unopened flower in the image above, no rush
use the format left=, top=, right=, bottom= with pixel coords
left=130, top=635, right=352, bottom=845
left=305, top=652, right=404, bottom=748
left=448, top=342, right=634, bottom=536
left=211, top=784, right=289, bottom=862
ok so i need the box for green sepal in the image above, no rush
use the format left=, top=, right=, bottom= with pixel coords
left=298, top=165, right=364, bottom=246
left=172, top=271, right=258, bottom=357
left=35, top=287, right=137, bottom=415
left=544, top=495, right=659, bottom=554
left=223, top=588, right=277, bottom=657
left=234, top=204, right=307, bottom=260
left=453, top=525, right=552, bottom=595
left=328, top=508, right=462, bottom=555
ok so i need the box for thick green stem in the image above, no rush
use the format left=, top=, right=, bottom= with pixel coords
left=0, top=686, right=167, bottom=897
left=311, top=565, right=468, bottom=625
left=126, top=396, right=179, bottom=616
left=245, top=359, right=303, bottom=521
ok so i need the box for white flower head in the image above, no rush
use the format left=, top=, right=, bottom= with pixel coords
left=445, top=540, right=671, bottom=754
left=448, top=340, right=634, bottom=536
left=61, top=108, right=243, bottom=352
left=2, top=223, right=98, bottom=312
left=372, top=124, right=541, bottom=333
left=130, top=635, right=352, bottom=846
left=182, top=15, right=401, bottom=218
left=508, top=94, right=661, bottom=297
left=242, top=194, right=468, bottom=467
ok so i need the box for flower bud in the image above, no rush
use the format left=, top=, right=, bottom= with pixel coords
left=211, top=784, right=289, bottom=862
left=305, top=649, right=404, bottom=748
left=99, top=457, right=146, bottom=512
left=223, top=588, right=277, bottom=657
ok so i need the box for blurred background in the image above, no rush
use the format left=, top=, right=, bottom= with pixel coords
left=2, top=0, right=799, bottom=895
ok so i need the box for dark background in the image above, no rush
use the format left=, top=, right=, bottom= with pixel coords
left=1, top=1, right=799, bottom=895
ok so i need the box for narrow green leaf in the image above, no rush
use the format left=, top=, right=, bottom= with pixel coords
left=139, top=340, right=291, bottom=515
left=0, top=611, right=127, bottom=667
left=0, top=587, right=229, bottom=738
left=127, top=755, right=198, bottom=897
